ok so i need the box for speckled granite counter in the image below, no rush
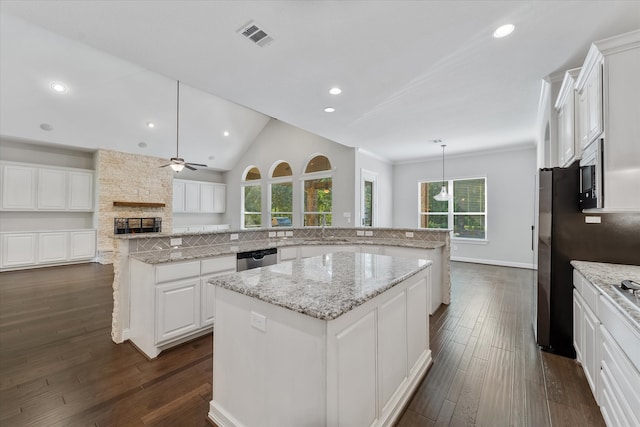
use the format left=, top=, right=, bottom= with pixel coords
left=209, top=251, right=431, bottom=320
left=129, top=238, right=445, bottom=264
left=571, top=261, right=640, bottom=330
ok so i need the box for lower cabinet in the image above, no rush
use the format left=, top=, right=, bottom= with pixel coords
left=0, top=230, right=96, bottom=270
left=129, top=254, right=236, bottom=358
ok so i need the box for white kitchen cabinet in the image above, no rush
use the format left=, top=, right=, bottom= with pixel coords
left=1, top=164, right=36, bottom=210
left=299, top=245, right=357, bottom=259
left=573, top=290, right=584, bottom=363
left=38, top=232, right=68, bottom=263
left=173, top=179, right=226, bottom=214
left=37, top=168, right=67, bottom=210
left=129, top=254, right=236, bottom=358
left=555, top=68, right=581, bottom=167
left=67, top=171, right=93, bottom=210
left=278, top=246, right=299, bottom=262
left=184, top=181, right=200, bottom=212
left=576, top=61, right=603, bottom=150
left=1, top=233, right=37, bottom=267
left=156, top=279, right=201, bottom=344
left=575, top=30, right=640, bottom=211
left=573, top=270, right=600, bottom=397
left=69, top=230, right=96, bottom=260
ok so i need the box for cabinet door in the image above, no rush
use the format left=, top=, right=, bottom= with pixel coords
left=69, top=230, right=96, bottom=260
left=68, top=171, right=93, bottom=210
left=184, top=181, right=200, bottom=212
left=155, top=279, right=200, bottom=344
left=583, top=303, right=600, bottom=396
left=213, top=183, right=226, bottom=213
left=37, top=168, right=67, bottom=210
left=586, top=64, right=603, bottom=146
left=573, top=290, right=584, bottom=363
left=38, top=232, right=68, bottom=263
left=1, top=233, right=37, bottom=267
left=200, top=183, right=215, bottom=213
left=558, top=102, right=576, bottom=167
left=2, top=165, right=36, bottom=210
left=300, top=245, right=356, bottom=258
left=172, top=180, right=185, bottom=212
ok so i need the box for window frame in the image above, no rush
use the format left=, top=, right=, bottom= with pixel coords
left=418, top=176, right=487, bottom=241
left=241, top=166, right=262, bottom=229
left=301, top=170, right=333, bottom=227
left=269, top=175, right=293, bottom=228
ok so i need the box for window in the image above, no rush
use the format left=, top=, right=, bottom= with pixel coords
left=270, top=162, right=293, bottom=227
left=242, top=166, right=262, bottom=228
left=419, top=177, right=486, bottom=239
left=303, top=155, right=332, bottom=226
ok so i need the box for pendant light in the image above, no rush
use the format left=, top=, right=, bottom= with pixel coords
left=434, top=142, right=451, bottom=201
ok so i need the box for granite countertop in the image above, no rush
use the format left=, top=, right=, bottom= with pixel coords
left=571, top=261, right=640, bottom=330
left=209, top=251, right=431, bottom=321
left=129, top=238, right=445, bottom=264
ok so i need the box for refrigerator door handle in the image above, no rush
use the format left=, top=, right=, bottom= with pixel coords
left=531, top=225, right=535, bottom=250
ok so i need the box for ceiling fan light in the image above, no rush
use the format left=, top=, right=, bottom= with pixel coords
left=169, top=163, right=185, bottom=172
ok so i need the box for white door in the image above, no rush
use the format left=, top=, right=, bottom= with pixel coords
left=38, top=168, right=67, bottom=210
left=172, top=180, right=185, bottom=212
left=38, top=232, right=68, bottom=263
left=68, top=171, right=94, bottom=210
left=361, top=170, right=377, bottom=227
left=2, top=233, right=37, bottom=267
left=69, top=230, right=96, bottom=260
left=200, top=183, right=215, bottom=213
left=155, top=279, right=200, bottom=344
left=184, top=181, right=200, bottom=212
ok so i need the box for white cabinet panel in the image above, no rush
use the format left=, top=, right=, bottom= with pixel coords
left=2, top=165, right=36, bottom=210
left=38, top=232, right=68, bottom=263
left=2, top=233, right=37, bottom=267
left=582, top=302, right=600, bottom=396
left=69, top=230, right=96, bottom=260
left=278, top=246, right=299, bottom=262
left=573, top=290, right=584, bottom=363
left=577, top=62, right=603, bottom=150
left=213, top=183, right=226, bottom=213
left=156, top=260, right=200, bottom=284
left=200, top=183, right=215, bottom=213
left=173, top=181, right=185, bottom=212
left=68, top=171, right=93, bottom=210
left=335, top=311, right=377, bottom=427
left=155, top=279, right=200, bottom=344
left=300, top=245, right=356, bottom=259
left=407, top=276, right=429, bottom=374
left=37, top=168, right=66, bottom=210
left=378, top=292, right=407, bottom=413
left=184, top=181, right=200, bottom=212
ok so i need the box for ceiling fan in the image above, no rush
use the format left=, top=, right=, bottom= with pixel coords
left=160, top=80, right=207, bottom=172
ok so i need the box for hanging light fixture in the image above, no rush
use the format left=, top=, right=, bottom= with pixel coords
left=434, top=141, right=451, bottom=201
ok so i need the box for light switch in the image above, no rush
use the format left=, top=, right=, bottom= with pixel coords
left=230, top=233, right=239, bottom=240
left=356, top=230, right=365, bottom=236
left=285, top=231, right=293, bottom=237
left=405, top=232, right=414, bottom=238
left=365, top=230, right=373, bottom=237
left=268, top=232, right=276, bottom=238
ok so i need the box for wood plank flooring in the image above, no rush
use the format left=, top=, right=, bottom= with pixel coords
left=0, top=261, right=605, bottom=426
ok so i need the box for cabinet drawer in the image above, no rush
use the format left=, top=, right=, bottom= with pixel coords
left=599, top=295, right=640, bottom=373
left=156, top=260, right=200, bottom=283
left=580, top=273, right=600, bottom=315
left=201, top=256, right=236, bottom=275
left=279, top=246, right=298, bottom=261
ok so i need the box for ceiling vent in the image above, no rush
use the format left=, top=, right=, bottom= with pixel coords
left=238, top=21, right=274, bottom=47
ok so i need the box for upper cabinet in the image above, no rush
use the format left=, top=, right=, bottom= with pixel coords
left=173, top=179, right=225, bottom=213
left=555, top=68, right=581, bottom=167
left=574, top=30, right=640, bottom=211
left=1, top=162, right=94, bottom=212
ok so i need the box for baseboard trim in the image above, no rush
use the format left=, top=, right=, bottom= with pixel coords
left=451, top=256, right=536, bottom=270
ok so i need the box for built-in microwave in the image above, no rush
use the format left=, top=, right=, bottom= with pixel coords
left=579, top=139, right=603, bottom=210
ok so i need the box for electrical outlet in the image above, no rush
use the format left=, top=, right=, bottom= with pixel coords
left=170, top=237, right=182, bottom=246
left=285, top=231, right=293, bottom=237
left=276, top=231, right=285, bottom=237
left=250, top=311, right=266, bottom=332
left=356, top=230, right=365, bottom=236
left=268, top=232, right=276, bottom=238
left=365, top=230, right=373, bottom=237
left=585, top=216, right=601, bottom=224
left=405, top=232, right=414, bottom=238
left=230, top=233, right=239, bottom=240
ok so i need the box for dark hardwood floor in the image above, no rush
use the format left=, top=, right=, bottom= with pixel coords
left=0, top=261, right=604, bottom=426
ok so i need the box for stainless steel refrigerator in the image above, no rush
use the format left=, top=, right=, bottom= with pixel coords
left=535, top=163, right=640, bottom=358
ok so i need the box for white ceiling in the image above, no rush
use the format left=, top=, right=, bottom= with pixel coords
left=1, top=1, right=639, bottom=169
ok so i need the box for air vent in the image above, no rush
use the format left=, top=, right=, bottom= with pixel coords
left=237, top=21, right=274, bottom=47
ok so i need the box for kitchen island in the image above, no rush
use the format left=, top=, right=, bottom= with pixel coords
left=208, top=251, right=432, bottom=427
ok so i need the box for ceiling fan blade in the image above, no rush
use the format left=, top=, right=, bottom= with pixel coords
left=184, top=164, right=197, bottom=171
left=159, top=163, right=172, bottom=168
left=186, top=163, right=208, bottom=167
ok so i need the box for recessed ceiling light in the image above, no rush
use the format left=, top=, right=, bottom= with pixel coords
left=146, top=121, right=155, bottom=128
left=223, top=131, right=230, bottom=137
left=50, top=82, right=67, bottom=93
left=493, top=24, right=515, bottom=38
left=329, top=87, right=342, bottom=95
left=138, top=141, right=148, bottom=148
left=324, top=107, right=335, bottom=113
left=208, top=155, right=215, bottom=160
left=39, top=123, right=54, bottom=131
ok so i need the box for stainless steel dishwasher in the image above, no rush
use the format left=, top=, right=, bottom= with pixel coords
left=236, top=248, right=278, bottom=271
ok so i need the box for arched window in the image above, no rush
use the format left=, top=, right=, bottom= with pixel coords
left=302, top=155, right=332, bottom=227
left=270, top=162, right=293, bottom=227
left=242, top=166, right=262, bottom=228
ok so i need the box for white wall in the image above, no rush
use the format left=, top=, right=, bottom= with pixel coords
left=224, top=119, right=356, bottom=229
left=354, top=149, right=393, bottom=227
left=393, top=145, right=537, bottom=268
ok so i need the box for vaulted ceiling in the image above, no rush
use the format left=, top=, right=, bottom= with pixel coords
left=1, top=1, right=639, bottom=169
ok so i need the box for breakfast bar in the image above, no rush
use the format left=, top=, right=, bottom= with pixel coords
left=208, top=251, right=433, bottom=427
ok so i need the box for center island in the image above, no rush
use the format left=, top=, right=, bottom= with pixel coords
left=208, top=251, right=433, bottom=427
